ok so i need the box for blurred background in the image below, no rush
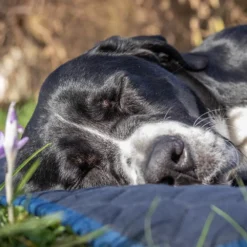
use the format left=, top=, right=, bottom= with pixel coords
left=0, top=0, right=247, bottom=130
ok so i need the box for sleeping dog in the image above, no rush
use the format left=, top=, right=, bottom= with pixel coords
left=15, top=25, right=247, bottom=192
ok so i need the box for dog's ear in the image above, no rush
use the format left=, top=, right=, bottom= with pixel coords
left=180, top=53, right=208, bottom=72
left=88, top=35, right=208, bottom=72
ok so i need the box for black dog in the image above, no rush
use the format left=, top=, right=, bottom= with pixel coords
left=15, top=25, right=247, bottom=192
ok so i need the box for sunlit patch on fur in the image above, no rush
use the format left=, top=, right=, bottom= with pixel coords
left=227, top=106, right=247, bottom=156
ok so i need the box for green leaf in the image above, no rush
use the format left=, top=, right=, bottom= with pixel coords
left=196, top=211, right=215, bottom=247
left=14, top=159, right=40, bottom=195
left=13, top=143, right=51, bottom=177
left=0, top=143, right=51, bottom=191
left=235, top=177, right=247, bottom=202
left=56, top=226, right=108, bottom=247
left=144, top=196, right=161, bottom=247
left=0, top=213, right=61, bottom=237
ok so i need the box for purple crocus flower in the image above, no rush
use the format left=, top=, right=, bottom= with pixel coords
left=0, top=102, right=29, bottom=160
left=1, top=102, right=29, bottom=223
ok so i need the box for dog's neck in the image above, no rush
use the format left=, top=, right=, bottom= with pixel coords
left=175, top=69, right=223, bottom=112
left=177, top=69, right=247, bottom=157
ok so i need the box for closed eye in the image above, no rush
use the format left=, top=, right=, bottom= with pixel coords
left=71, top=73, right=152, bottom=122
left=86, top=75, right=127, bottom=120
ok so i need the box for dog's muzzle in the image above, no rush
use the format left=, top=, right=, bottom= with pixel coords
left=145, top=135, right=199, bottom=185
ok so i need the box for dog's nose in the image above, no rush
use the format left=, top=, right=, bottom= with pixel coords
left=146, top=135, right=186, bottom=184
left=150, top=135, right=184, bottom=166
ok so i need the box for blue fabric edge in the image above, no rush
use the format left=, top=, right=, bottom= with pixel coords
left=1, top=194, right=246, bottom=247
left=0, top=195, right=143, bottom=247
left=218, top=239, right=247, bottom=247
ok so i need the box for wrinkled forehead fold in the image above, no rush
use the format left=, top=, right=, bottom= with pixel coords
left=56, top=112, right=120, bottom=151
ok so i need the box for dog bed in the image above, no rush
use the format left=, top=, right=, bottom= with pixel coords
left=1, top=174, right=247, bottom=247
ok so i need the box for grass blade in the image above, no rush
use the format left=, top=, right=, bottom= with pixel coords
left=0, top=213, right=61, bottom=237
left=211, top=205, right=247, bottom=241
left=56, top=227, right=108, bottom=247
left=13, top=143, right=51, bottom=177
left=235, top=177, right=247, bottom=202
left=144, top=197, right=160, bottom=247
left=0, top=143, right=51, bottom=191
left=196, top=211, right=215, bottom=247
left=14, top=159, right=40, bottom=195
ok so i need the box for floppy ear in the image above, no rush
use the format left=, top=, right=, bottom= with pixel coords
left=88, top=35, right=208, bottom=72
left=169, top=50, right=222, bottom=111
left=180, top=53, right=208, bottom=72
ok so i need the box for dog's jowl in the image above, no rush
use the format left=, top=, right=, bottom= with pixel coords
left=15, top=26, right=247, bottom=192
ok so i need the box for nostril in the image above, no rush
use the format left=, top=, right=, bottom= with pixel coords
left=171, top=139, right=184, bottom=164
left=159, top=176, right=174, bottom=186
left=171, top=152, right=181, bottom=164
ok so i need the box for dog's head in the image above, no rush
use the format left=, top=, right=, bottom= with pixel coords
left=16, top=34, right=244, bottom=191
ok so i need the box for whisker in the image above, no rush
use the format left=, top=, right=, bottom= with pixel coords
left=200, top=120, right=212, bottom=129
left=193, top=108, right=224, bottom=127
left=164, top=106, right=173, bottom=120
left=194, top=116, right=211, bottom=127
